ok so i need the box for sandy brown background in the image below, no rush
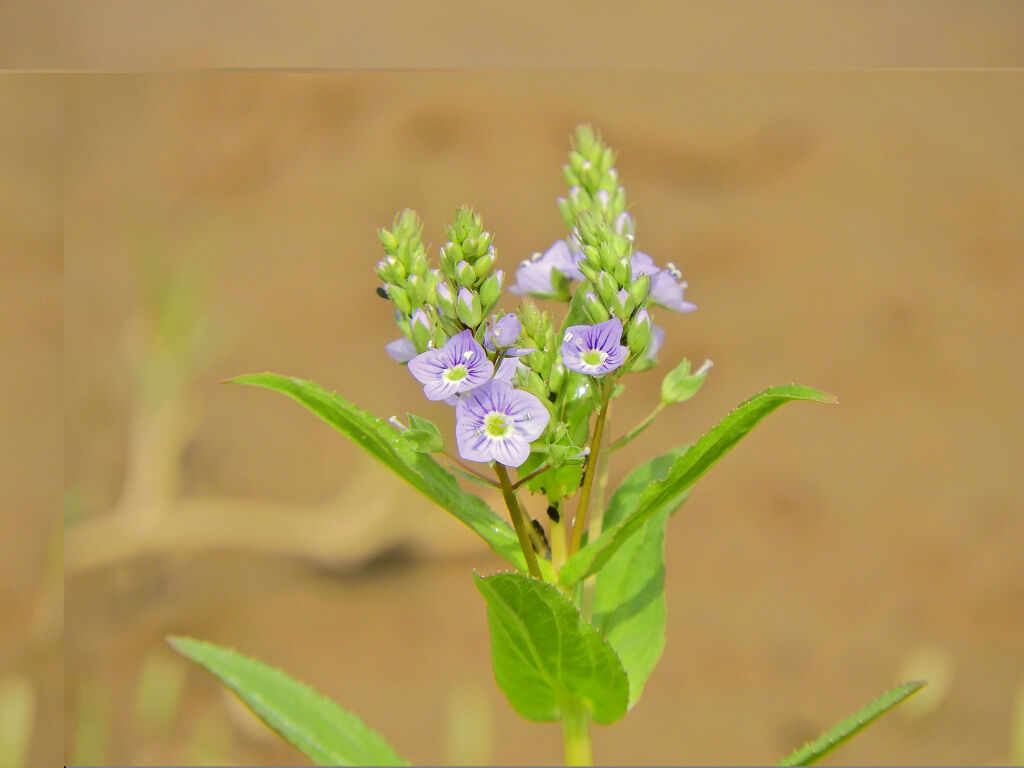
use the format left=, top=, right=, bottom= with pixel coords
left=2, top=37, right=1023, bottom=768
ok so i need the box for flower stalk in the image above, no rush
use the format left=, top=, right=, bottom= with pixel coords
left=568, top=375, right=614, bottom=556
left=494, top=463, right=544, bottom=580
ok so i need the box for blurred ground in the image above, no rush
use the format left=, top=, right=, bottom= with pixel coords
left=5, top=66, right=1022, bottom=765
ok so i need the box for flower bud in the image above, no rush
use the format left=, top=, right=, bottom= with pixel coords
left=478, top=270, right=502, bottom=310
left=610, top=288, right=633, bottom=319
left=596, top=272, right=619, bottom=306
left=456, top=260, right=475, bottom=288
left=434, top=280, right=456, bottom=317
left=378, top=228, right=399, bottom=252
left=408, top=249, right=428, bottom=277
left=444, top=242, right=465, bottom=266
left=661, top=359, right=713, bottom=404
left=387, top=284, right=412, bottom=314
left=488, top=313, right=522, bottom=349
left=455, top=286, right=483, bottom=328
left=584, top=291, right=611, bottom=323
left=628, top=272, right=650, bottom=307
left=473, top=250, right=496, bottom=279
left=519, top=299, right=542, bottom=335
left=409, top=308, right=434, bottom=349
left=626, top=311, right=653, bottom=356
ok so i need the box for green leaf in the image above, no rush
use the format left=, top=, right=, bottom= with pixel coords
left=561, top=385, right=836, bottom=588
left=230, top=373, right=525, bottom=569
left=168, top=636, right=407, bottom=766
left=660, top=358, right=713, bottom=404
left=779, top=680, right=927, bottom=766
left=592, top=448, right=689, bottom=708
left=473, top=572, right=629, bottom=725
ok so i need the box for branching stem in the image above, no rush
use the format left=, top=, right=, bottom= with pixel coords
left=568, top=376, right=613, bottom=556
left=609, top=401, right=665, bottom=452
left=495, top=464, right=544, bottom=580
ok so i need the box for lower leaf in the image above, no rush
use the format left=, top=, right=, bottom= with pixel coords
left=169, top=636, right=408, bottom=766
left=779, top=680, right=927, bottom=766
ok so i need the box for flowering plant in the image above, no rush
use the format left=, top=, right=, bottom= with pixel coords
left=170, top=126, right=924, bottom=765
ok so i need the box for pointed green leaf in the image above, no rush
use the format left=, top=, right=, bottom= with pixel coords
left=779, top=680, right=927, bottom=766
left=592, top=449, right=688, bottom=708
left=168, top=636, right=407, bottom=766
left=230, top=373, right=524, bottom=569
left=561, top=385, right=836, bottom=588
left=473, top=572, right=629, bottom=724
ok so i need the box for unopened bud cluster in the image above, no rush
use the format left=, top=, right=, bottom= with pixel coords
left=557, top=125, right=630, bottom=235
left=376, top=209, right=447, bottom=353
left=574, top=210, right=653, bottom=363
left=377, top=205, right=503, bottom=354
left=438, top=206, right=503, bottom=332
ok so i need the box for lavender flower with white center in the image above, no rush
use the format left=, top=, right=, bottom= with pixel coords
left=561, top=317, right=629, bottom=376
left=385, top=337, right=417, bottom=363
left=407, top=329, right=493, bottom=401
left=631, top=251, right=696, bottom=313
left=455, top=380, right=549, bottom=467
left=509, top=239, right=584, bottom=298
left=483, top=313, right=535, bottom=357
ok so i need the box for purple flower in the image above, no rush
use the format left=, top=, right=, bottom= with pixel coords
left=561, top=318, right=628, bottom=376
left=487, top=313, right=521, bottom=348
left=483, top=313, right=535, bottom=357
left=385, top=337, right=417, bottom=363
left=455, top=380, right=549, bottom=467
left=631, top=251, right=696, bottom=313
left=407, top=329, right=493, bottom=401
left=509, top=239, right=584, bottom=298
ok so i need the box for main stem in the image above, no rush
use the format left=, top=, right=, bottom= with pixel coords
left=494, top=463, right=543, bottom=580
left=568, top=377, right=613, bottom=556
left=561, top=700, right=593, bottom=766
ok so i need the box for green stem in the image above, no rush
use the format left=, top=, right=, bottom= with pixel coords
left=561, top=700, right=593, bottom=766
left=495, top=464, right=544, bottom=580
left=608, top=401, right=665, bottom=452
left=512, top=461, right=551, bottom=491
left=568, top=377, right=613, bottom=556
left=441, top=452, right=499, bottom=487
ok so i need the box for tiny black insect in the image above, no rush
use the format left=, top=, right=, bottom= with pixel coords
left=546, top=504, right=560, bottom=523
left=375, top=286, right=388, bottom=299
left=530, top=519, right=551, bottom=559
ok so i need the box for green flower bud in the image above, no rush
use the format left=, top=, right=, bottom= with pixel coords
left=661, top=359, right=713, bottom=404
left=625, top=311, right=653, bottom=356
left=596, top=272, right=619, bottom=305
left=584, top=291, right=611, bottom=323
left=378, top=228, right=399, bottom=252
left=409, top=308, right=434, bottom=350
left=613, top=256, right=630, bottom=285
left=387, top=284, right=412, bottom=314
left=478, top=270, right=502, bottom=311
left=473, top=250, right=496, bottom=279
left=434, top=281, right=456, bottom=317
left=456, top=260, right=475, bottom=288
left=578, top=259, right=600, bottom=284
left=455, top=287, right=483, bottom=328
left=518, top=299, right=540, bottom=334
left=628, top=272, right=651, bottom=307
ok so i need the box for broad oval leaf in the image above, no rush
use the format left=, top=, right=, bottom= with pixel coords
left=473, top=572, right=629, bottom=725
left=561, top=384, right=836, bottom=588
left=591, top=448, right=689, bottom=708
left=168, top=636, right=407, bottom=766
left=779, top=680, right=927, bottom=766
left=230, top=373, right=524, bottom=569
